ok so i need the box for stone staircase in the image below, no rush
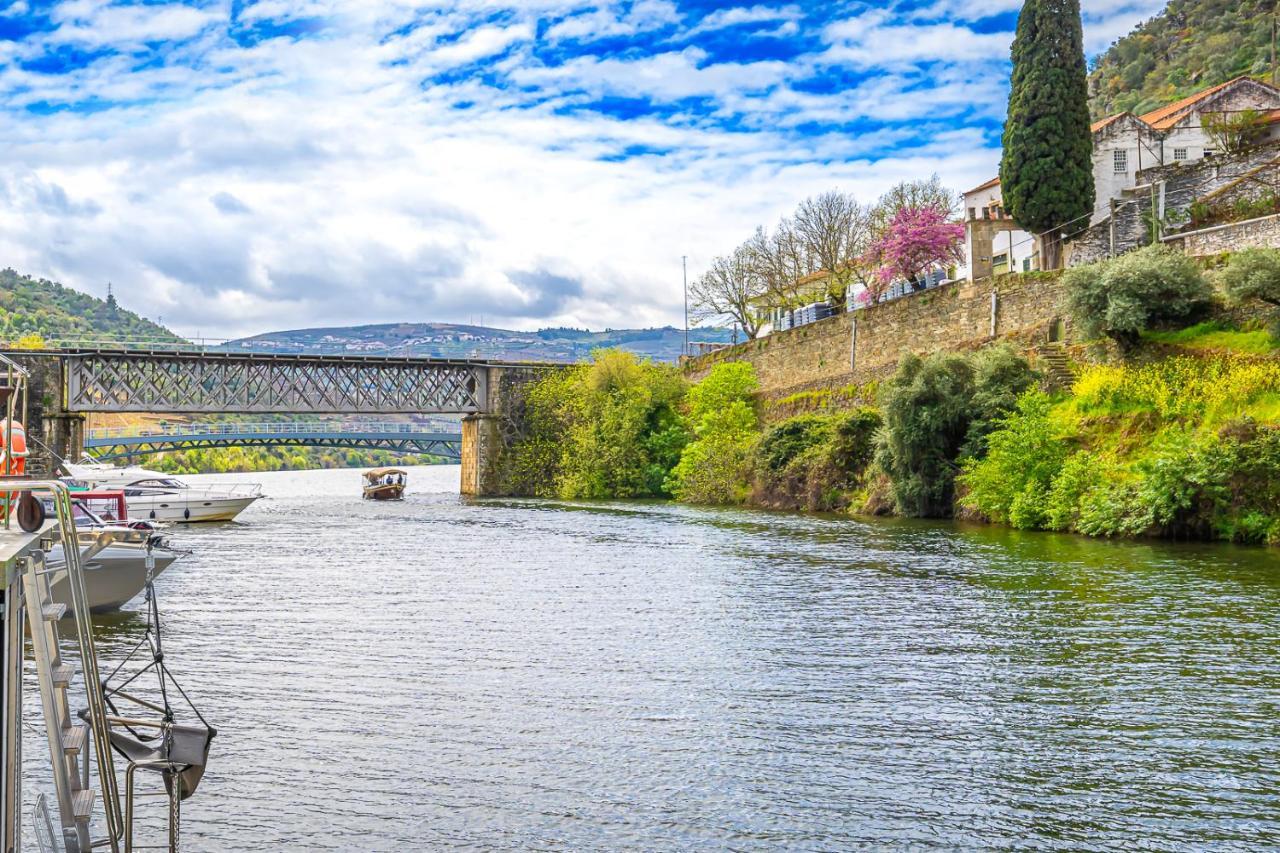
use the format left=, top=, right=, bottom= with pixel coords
left=1035, top=342, right=1075, bottom=392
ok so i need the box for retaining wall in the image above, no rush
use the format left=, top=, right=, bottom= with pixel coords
left=685, top=273, right=1070, bottom=399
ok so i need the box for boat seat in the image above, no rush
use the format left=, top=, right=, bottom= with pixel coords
left=80, top=709, right=215, bottom=800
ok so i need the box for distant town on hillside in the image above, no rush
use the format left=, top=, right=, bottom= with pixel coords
left=223, top=322, right=738, bottom=363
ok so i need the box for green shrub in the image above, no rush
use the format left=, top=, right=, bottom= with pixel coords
left=504, top=350, right=689, bottom=499
left=1063, top=244, right=1212, bottom=349
left=756, top=415, right=831, bottom=474
left=958, top=390, right=1066, bottom=528
left=668, top=362, right=759, bottom=504
left=875, top=353, right=975, bottom=517
left=1218, top=248, right=1280, bottom=340
left=963, top=344, right=1041, bottom=458
left=1044, top=451, right=1097, bottom=531
left=752, top=409, right=881, bottom=512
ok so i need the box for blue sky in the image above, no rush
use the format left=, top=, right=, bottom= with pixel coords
left=0, top=0, right=1165, bottom=338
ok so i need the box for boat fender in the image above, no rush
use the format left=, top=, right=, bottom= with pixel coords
left=149, top=510, right=156, bottom=520
left=183, top=508, right=191, bottom=520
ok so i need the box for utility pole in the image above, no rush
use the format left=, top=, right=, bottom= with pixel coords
left=1273, top=0, right=1278, bottom=86
left=681, top=256, right=689, bottom=358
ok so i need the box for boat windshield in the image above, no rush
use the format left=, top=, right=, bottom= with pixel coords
left=127, top=478, right=188, bottom=490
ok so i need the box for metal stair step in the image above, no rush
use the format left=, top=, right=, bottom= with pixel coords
left=71, top=788, right=94, bottom=820
left=51, top=663, right=75, bottom=687
left=61, top=724, right=88, bottom=755
left=41, top=603, right=66, bottom=621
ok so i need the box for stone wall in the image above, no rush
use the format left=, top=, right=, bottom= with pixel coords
left=1067, top=143, right=1280, bottom=267
left=685, top=273, right=1070, bottom=399
left=0, top=354, right=83, bottom=477
left=461, top=365, right=555, bottom=496
left=1163, top=212, right=1280, bottom=256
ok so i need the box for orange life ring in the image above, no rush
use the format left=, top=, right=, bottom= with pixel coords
left=0, top=421, right=28, bottom=478
left=0, top=421, right=28, bottom=519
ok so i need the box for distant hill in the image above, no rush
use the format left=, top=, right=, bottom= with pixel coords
left=1089, top=0, right=1275, bottom=118
left=0, top=268, right=182, bottom=347
left=223, top=322, right=738, bottom=363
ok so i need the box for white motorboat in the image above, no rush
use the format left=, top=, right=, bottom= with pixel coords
left=49, top=533, right=181, bottom=613
left=37, top=498, right=184, bottom=612
left=64, top=461, right=263, bottom=523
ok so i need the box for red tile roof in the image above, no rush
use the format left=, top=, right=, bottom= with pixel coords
left=1137, top=76, right=1275, bottom=130
left=964, top=176, right=1000, bottom=196
left=1091, top=113, right=1128, bottom=133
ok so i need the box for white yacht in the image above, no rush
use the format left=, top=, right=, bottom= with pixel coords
left=40, top=499, right=185, bottom=612
left=64, top=461, right=263, bottom=523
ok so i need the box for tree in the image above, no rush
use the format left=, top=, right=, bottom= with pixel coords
left=863, top=206, right=964, bottom=299
left=1000, top=0, right=1095, bottom=270
left=1063, top=244, right=1212, bottom=349
left=1218, top=247, right=1280, bottom=338
left=689, top=245, right=764, bottom=339
left=793, top=190, right=876, bottom=305
left=745, top=222, right=813, bottom=313
left=667, top=362, right=759, bottom=504
left=874, top=352, right=976, bottom=518
left=1201, top=109, right=1269, bottom=154
left=873, top=175, right=959, bottom=226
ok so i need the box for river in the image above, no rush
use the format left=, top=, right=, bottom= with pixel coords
left=23, top=465, right=1280, bottom=850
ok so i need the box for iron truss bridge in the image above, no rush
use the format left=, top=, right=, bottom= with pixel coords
left=58, top=349, right=524, bottom=414
left=83, top=421, right=463, bottom=462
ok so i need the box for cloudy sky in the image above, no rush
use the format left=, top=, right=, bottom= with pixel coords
left=0, top=0, right=1164, bottom=339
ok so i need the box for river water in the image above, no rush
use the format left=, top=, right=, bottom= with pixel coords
left=22, top=465, right=1280, bottom=850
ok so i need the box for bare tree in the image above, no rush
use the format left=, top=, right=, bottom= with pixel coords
left=793, top=190, right=877, bottom=305
left=873, top=174, right=961, bottom=229
left=689, top=244, right=765, bottom=339
left=746, top=220, right=813, bottom=313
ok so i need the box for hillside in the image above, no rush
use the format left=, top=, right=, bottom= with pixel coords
left=225, top=322, right=737, bottom=363
left=1088, top=0, right=1275, bottom=118
left=0, top=268, right=182, bottom=347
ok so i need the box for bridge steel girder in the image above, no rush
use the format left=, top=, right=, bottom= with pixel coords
left=62, top=350, right=491, bottom=415
left=84, top=436, right=463, bottom=462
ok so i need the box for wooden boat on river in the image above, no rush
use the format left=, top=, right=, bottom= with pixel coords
left=363, top=468, right=406, bottom=501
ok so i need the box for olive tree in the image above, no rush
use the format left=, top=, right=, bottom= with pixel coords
left=1063, top=245, right=1212, bottom=349
left=1218, top=248, right=1280, bottom=339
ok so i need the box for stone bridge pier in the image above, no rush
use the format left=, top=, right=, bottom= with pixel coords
left=12, top=355, right=84, bottom=478
left=460, top=366, right=543, bottom=497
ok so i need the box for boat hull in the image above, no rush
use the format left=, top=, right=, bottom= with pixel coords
left=363, top=485, right=405, bottom=501
left=127, top=494, right=260, bottom=523
left=48, top=546, right=178, bottom=613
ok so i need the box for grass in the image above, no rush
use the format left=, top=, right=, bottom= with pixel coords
left=1142, top=321, right=1279, bottom=356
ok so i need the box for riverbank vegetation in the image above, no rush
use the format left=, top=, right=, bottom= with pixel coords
left=501, top=247, right=1280, bottom=549
left=135, top=446, right=446, bottom=475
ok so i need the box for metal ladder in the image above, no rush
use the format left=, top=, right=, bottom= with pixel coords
left=13, top=482, right=123, bottom=853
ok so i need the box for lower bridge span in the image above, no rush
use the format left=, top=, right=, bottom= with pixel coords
left=83, top=421, right=464, bottom=462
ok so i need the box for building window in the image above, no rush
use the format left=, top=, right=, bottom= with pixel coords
left=1173, top=147, right=1188, bottom=162
left=1023, top=258, right=1032, bottom=272
left=968, top=207, right=976, bottom=220
left=1113, top=149, right=1128, bottom=173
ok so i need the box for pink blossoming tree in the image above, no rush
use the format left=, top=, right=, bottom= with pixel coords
left=861, top=206, right=964, bottom=303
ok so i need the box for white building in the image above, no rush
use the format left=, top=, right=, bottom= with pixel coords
left=1090, top=76, right=1280, bottom=223
left=962, top=76, right=1280, bottom=280
left=959, top=177, right=1036, bottom=282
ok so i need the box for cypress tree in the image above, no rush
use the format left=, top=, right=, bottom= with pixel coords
left=1000, top=0, right=1094, bottom=270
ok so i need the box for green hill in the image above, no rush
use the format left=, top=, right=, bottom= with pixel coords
left=0, top=268, right=183, bottom=347
left=1089, top=0, right=1276, bottom=118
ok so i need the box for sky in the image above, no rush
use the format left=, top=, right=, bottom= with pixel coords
left=0, top=0, right=1167, bottom=340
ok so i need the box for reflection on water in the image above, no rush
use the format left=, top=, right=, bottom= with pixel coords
left=21, top=466, right=1280, bottom=850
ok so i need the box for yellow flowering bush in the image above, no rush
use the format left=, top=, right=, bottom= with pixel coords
left=1073, top=356, right=1280, bottom=421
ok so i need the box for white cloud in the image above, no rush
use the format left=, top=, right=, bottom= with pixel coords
left=0, top=0, right=1179, bottom=339
left=50, top=2, right=224, bottom=46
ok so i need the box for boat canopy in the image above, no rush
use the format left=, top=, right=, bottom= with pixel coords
left=364, top=468, right=407, bottom=479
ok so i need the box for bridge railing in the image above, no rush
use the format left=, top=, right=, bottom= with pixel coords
left=86, top=421, right=463, bottom=441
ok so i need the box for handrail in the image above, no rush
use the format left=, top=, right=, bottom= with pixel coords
left=85, top=421, right=462, bottom=440
left=1, top=480, right=123, bottom=850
